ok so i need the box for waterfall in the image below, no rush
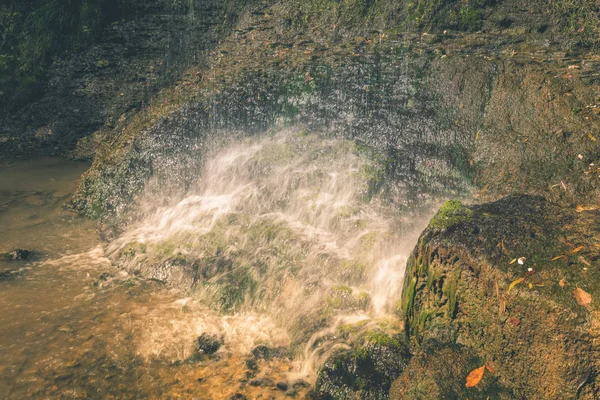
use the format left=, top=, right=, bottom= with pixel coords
left=107, top=129, right=435, bottom=378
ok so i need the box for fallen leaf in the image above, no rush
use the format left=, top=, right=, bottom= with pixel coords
left=466, top=365, right=486, bottom=388
left=518, top=257, right=526, bottom=265
left=574, top=287, right=592, bottom=307
left=568, top=65, right=581, bottom=69
left=509, top=258, right=517, bottom=265
left=579, top=256, right=592, bottom=267
left=508, top=317, right=521, bottom=326
left=576, top=204, right=599, bottom=212
left=559, top=277, right=566, bottom=287
left=528, top=283, right=533, bottom=289
left=552, top=255, right=565, bottom=261
left=499, top=298, right=506, bottom=315
left=508, top=277, right=525, bottom=292
left=588, top=132, right=597, bottom=142
left=572, top=246, right=584, bottom=253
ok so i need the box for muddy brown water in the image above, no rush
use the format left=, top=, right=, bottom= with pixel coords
left=0, top=158, right=307, bottom=399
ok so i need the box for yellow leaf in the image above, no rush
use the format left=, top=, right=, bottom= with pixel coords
left=588, top=132, right=597, bottom=142
left=574, top=288, right=592, bottom=307
left=528, top=283, right=533, bottom=289
left=509, top=258, right=517, bottom=265
left=508, top=277, right=525, bottom=292
left=466, top=365, right=486, bottom=388
left=572, top=246, right=584, bottom=253
left=576, top=204, right=599, bottom=212
left=552, top=255, right=564, bottom=261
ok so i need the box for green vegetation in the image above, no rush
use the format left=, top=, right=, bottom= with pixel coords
left=215, top=266, right=257, bottom=312
left=0, top=0, right=122, bottom=110
left=429, top=199, right=473, bottom=230
left=443, top=274, right=458, bottom=318
left=550, top=0, right=600, bottom=46
left=401, top=276, right=417, bottom=317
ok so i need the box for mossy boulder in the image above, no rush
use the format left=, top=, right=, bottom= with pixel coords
left=315, top=331, right=411, bottom=399
left=398, top=195, right=600, bottom=398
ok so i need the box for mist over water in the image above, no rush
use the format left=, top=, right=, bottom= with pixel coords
left=107, top=129, right=435, bottom=378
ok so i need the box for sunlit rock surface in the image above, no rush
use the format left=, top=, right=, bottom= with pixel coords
left=398, top=195, right=600, bottom=398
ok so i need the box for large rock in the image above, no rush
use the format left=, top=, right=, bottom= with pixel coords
left=397, top=195, right=600, bottom=398
left=315, top=331, right=411, bottom=399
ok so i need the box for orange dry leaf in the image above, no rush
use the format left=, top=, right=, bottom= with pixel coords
left=466, top=365, right=486, bottom=388
left=576, top=204, right=599, bottom=212
left=559, top=277, right=566, bottom=287
left=572, top=246, right=584, bottom=253
left=574, top=288, right=592, bottom=307
left=508, top=277, right=525, bottom=292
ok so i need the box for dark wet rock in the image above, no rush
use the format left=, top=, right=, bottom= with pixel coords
left=249, top=377, right=274, bottom=387
left=315, top=331, right=411, bottom=399
left=195, top=333, right=223, bottom=355
left=97, top=272, right=112, bottom=281
left=292, top=380, right=311, bottom=390
left=399, top=195, right=600, bottom=399
left=1, top=249, right=32, bottom=261
left=250, top=345, right=290, bottom=361
left=0, top=269, right=15, bottom=280
left=390, top=341, right=514, bottom=399
left=276, top=381, right=289, bottom=391
left=229, top=394, right=247, bottom=400
left=245, top=358, right=258, bottom=371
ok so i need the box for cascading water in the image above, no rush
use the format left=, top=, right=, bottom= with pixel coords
left=107, top=129, right=436, bottom=380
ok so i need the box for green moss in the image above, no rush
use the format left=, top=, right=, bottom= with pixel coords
left=214, top=266, right=257, bottom=312
left=458, top=6, right=482, bottom=32
left=429, top=200, right=473, bottom=230
left=338, top=259, right=368, bottom=282
left=327, top=285, right=356, bottom=309
left=122, top=241, right=147, bottom=258
left=443, top=274, right=458, bottom=318
left=550, top=0, right=600, bottom=46
left=413, top=308, right=433, bottom=344
left=363, top=330, right=404, bottom=349
left=401, top=276, right=417, bottom=317
left=359, top=231, right=378, bottom=252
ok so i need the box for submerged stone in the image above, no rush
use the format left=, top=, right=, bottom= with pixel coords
left=250, top=345, right=290, bottom=361
left=195, top=333, right=223, bottom=356
left=1, top=249, right=32, bottom=261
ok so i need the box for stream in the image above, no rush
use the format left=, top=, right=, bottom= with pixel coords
left=0, top=131, right=440, bottom=399
left=0, top=157, right=310, bottom=399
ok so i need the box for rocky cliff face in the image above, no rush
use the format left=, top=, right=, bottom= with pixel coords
left=0, top=0, right=226, bottom=156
